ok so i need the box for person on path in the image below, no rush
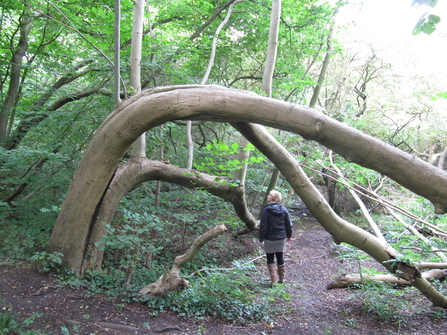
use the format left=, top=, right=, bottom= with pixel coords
left=259, top=190, right=293, bottom=285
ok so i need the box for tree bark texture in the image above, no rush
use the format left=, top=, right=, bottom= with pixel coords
left=48, top=85, right=447, bottom=274
left=81, top=157, right=257, bottom=273
left=129, top=0, right=146, bottom=157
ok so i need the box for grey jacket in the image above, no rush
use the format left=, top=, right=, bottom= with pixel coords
left=259, top=202, right=293, bottom=242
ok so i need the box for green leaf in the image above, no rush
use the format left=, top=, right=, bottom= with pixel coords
left=217, top=141, right=229, bottom=151
left=244, top=143, right=256, bottom=151
left=427, top=0, right=438, bottom=7
left=412, top=0, right=438, bottom=7
left=422, top=22, right=436, bottom=34
left=428, top=14, right=441, bottom=24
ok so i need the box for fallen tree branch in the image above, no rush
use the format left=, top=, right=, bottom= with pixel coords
left=402, top=247, right=447, bottom=253
left=184, top=254, right=265, bottom=278
left=329, top=151, right=386, bottom=242
left=140, top=224, right=227, bottom=296
left=327, top=269, right=447, bottom=289
left=418, top=262, right=447, bottom=270
left=82, top=158, right=257, bottom=274
left=314, top=162, right=447, bottom=238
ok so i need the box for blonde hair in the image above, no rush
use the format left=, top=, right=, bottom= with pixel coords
left=269, top=190, right=282, bottom=202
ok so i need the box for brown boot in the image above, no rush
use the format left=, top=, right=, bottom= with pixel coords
left=267, top=264, right=278, bottom=286
left=277, top=264, right=285, bottom=284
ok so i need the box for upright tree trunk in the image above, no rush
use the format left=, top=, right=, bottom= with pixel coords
left=130, top=0, right=146, bottom=157
left=231, top=136, right=250, bottom=186
left=308, top=7, right=338, bottom=108
left=259, top=0, right=282, bottom=206
left=114, top=0, right=121, bottom=107
left=0, top=10, right=32, bottom=146
left=438, top=145, right=447, bottom=170
left=261, top=0, right=281, bottom=98
left=186, top=1, right=237, bottom=169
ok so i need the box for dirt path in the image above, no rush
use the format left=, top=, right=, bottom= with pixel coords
left=1, top=225, right=447, bottom=334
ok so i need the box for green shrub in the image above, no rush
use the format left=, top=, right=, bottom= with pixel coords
left=30, top=251, right=64, bottom=273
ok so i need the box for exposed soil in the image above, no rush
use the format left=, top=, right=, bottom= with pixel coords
left=2, top=219, right=447, bottom=334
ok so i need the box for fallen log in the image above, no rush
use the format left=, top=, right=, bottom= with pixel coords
left=140, top=224, right=227, bottom=296
left=327, top=269, right=447, bottom=289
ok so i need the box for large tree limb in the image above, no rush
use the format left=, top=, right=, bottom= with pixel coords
left=231, top=121, right=447, bottom=307
left=49, top=85, right=447, bottom=307
left=81, top=157, right=257, bottom=274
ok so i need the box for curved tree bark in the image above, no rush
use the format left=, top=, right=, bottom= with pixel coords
left=232, top=121, right=447, bottom=307
left=81, top=157, right=257, bottom=273
left=48, top=85, right=447, bottom=276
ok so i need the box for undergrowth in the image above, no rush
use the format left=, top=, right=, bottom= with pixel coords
left=333, top=236, right=447, bottom=325
left=145, top=261, right=291, bottom=322
left=57, top=258, right=290, bottom=324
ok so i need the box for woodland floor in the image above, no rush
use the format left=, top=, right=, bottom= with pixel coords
left=2, top=218, right=447, bottom=334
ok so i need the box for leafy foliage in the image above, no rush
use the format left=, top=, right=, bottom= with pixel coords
left=30, top=251, right=64, bottom=274
left=413, top=13, right=441, bottom=35
left=194, top=139, right=266, bottom=181
left=146, top=261, right=290, bottom=322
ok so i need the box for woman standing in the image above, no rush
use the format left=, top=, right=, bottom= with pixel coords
left=259, top=190, right=293, bottom=285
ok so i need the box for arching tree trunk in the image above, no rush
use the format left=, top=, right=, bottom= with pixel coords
left=81, top=158, right=257, bottom=274
left=47, top=86, right=447, bottom=308
left=232, top=121, right=447, bottom=307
